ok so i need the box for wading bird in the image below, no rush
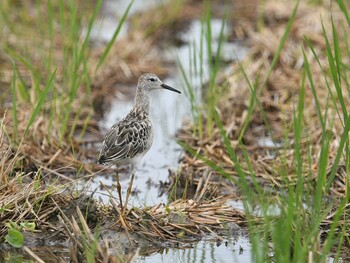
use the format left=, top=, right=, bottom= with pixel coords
left=98, top=73, right=181, bottom=209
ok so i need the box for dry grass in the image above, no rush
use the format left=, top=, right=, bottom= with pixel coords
left=124, top=196, right=245, bottom=242
left=175, top=0, right=350, bottom=255
left=0, top=117, right=84, bottom=239
left=0, top=0, right=173, bottom=185
left=176, top=0, right=349, bottom=198
left=1, top=0, right=349, bottom=261
left=58, top=196, right=246, bottom=262
left=1, top=114, right=246, bottom=256
left=0, top=1, right=250, bottom=259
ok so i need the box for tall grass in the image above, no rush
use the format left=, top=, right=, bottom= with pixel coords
left=178, top=0, right=349, bottom=261
left=1, top=0, right=133, bottom=146
left=178, top=0, right=227, bottom=139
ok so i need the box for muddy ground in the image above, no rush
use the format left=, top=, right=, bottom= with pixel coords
left=0, top=0, right=349, bottom=262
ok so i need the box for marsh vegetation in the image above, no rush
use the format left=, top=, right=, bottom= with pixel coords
left=0, top=0, right=349, bottom=262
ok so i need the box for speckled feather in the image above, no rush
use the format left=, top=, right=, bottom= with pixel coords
left=98, top=73, right=180, bottom=167
left=98, top=108, right=153, bottom=165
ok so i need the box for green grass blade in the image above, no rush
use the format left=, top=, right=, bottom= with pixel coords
left=95, top=0, right=134, bottom=71
left=237, top=0, right=299, bottom=143
left=304, top=37, right=342, bottom=125
left=60, top=0, right=103, bottom=140
left=74, top=0, right=102, bottom=70
left=322, top=20, right=348, bottom=124
left=237, top=70, right=258, bottom=142
left=331, top=16, right=341, bottom=84
left=11, top=63, right=18, bottom=141
left=14, top=69, right=29, bottom=102
left=177, top=58, right=198, bottom=113
left=302, top=44, right=324, bottom=127
left=239, top=145, right=263, bottom=196
left=294, top=70, right=306, bottom=207
left=177, top=57, right=196, bottom=108
left=204, top=0, right=212, bottom=74
left=261, top=0, right=299, bottom=87
left=47, top=0, right=54, bottom=72
left=320, top=195, right=349, bottom=261
left=326, top=117, right=350, bottom=191
left=177, top=141, right=234, bottom=182
left=337, top=0, right=350, bottom=26
left=212, top=109, right=259, bottom=202
left=314, top=130, right=331, bottom=215
left=24, top=69, right=57, bottom=136
left=80, top=0, right=103, bottom=59
left=6, top=56, right=30, bottom=102
left=237, top=64, right=278, bottom=148
left=5, top=50, right=39, bottom=93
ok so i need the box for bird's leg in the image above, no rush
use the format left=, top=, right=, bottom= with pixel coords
left=115, top=167, right=123, bottom=211
left=123, top=165, right=135, bottom=214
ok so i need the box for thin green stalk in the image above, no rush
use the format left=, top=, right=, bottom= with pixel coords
left=261, top=0, right=299, bottom=88
left=302, top=46, right=324, bottom=127
left=294, top=71, right=306, bottom=211
left=313, top=120, right=331, bottom=216
left=177, top=56, right=203, bottom=138
left=337, top=0, right=350, bottom=26
left=237, top=64, right=276, bottom=147
left=320, top=194, right=349, bottom=261
left=322, top=20, right=348, bottom=124
left=11, top=64, right=18, bottom=141
left=47, top=0, right=54, bottom=73
left=24, top=69, right=57, bottom=136
left=60, top=0, right=102, bottom=141
left=177, top=141, right=234, bottom=182
left=95, top=0, right=134, bottom=71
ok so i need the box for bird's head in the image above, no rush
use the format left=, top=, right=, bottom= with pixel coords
left=138, top=73, right=181, bottom=94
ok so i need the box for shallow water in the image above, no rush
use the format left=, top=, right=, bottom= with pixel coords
left=88, top=16, right=249, bottom=207
left=88, top=75, right=186, bottom=206
left=87, top=0, right=169, bottom=45
left=84, top=0, right=252, bottom=261
left=138, top=237, right=252, bottom=263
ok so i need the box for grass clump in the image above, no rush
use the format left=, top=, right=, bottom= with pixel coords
left=177, top=0, right=350, bottom=261
left=0, top=0, right=131, bottom=260
left=0, top=0, right=134, bottom=178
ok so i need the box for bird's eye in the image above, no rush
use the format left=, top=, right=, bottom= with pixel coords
left=149, top=78, right=156, bottom=82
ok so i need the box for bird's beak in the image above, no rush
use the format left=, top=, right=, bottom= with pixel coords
left=161, top=83, right=181, bottom=94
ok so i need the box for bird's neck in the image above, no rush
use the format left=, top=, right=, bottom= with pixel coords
left=133, top=88, right=150, bottom=113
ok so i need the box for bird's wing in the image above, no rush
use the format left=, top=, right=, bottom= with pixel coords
left=98, top=118, right=152, bottom=164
